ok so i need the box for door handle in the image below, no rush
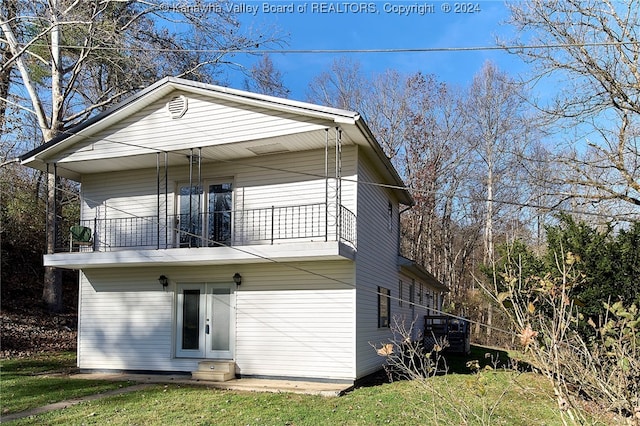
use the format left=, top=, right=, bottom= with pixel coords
left=205, top=324, right=210, bottom=334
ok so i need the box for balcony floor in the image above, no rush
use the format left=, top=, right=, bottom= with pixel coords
left=44, top=241, right=356, bottom=269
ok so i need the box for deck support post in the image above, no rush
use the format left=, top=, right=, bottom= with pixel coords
left=324, top=128, right=329, bottom=242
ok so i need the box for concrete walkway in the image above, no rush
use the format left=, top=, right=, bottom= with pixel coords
left=2, top=373, right=351, bottom=423
left=72, top=372, right=353, bottom=396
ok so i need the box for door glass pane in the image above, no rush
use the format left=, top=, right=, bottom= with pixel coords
left=182, top=290, right=200, bottom=350
left=179, top=185, right=203, bottom=247
left=207, top=183, right=232, bottom=246
left=210, top=289, right=230, bottom=351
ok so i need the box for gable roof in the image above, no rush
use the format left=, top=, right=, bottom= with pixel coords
left=20, top=77, right=413, bottom=205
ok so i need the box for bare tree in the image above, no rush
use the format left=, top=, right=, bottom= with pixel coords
left=307, top=57, right=367, bottom=111
left=399, top=72, right=477, bottom=293
left=307, top=57, right=409, bottom=160
left=243, top=54, right=289, bottom=97
left=360, top=69, right=410, bottom=160
left=1, top=0, right=282, bottom=311
left=505, top=0, right=640, bottom=216
left=462, top=62, right=537, bottom=340
left=307, top=60, right=543, bottom=335
left=465, top=61, right=533, bottom=264
left=0, top=0, right=16, bottom=136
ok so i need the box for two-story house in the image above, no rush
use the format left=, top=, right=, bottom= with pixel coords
left=20, top=77, right=446, bottom=384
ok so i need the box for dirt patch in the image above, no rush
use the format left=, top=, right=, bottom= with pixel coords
left=1, top=274, right=78, bottom=359
left=1, top=307, right=77, bottom=358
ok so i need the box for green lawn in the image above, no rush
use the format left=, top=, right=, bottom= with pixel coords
left=1, top=351, right=612, bottom=425
left=0, top=352, right=122, bottom=415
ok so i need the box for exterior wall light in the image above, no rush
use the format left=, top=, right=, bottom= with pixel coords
left=158, top=275, right=169, bottom=290
left=233, top=273, right=242, bottom=285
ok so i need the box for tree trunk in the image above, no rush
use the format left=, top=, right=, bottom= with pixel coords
left=0, top=0, right=17, bottom=135
left=484, top=164, right=494, bottom=264
left=43, top=267, right=62, bottom=311
left=40, top=0, right=64, bottom=312
left=43, top=167, right=62, bottom=312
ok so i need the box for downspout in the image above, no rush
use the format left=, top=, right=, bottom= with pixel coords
left=156, top=152, right=160, bottom=249
left=46, top=163, right=50, bottom=251
left=188, top=148, right=194, bottom=247
left=53, top=163, right=58, bottom=251
left=335, top=127, right=342, bottom=241
left=198, top=147, right=202, bottom=246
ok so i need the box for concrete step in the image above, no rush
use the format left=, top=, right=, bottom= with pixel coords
left=192, top=360, right=236, bottom=382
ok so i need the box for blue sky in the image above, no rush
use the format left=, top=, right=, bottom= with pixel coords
left=227, top=1, right=530, bottom=100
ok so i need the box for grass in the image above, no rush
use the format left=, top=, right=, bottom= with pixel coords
left=0, top=352, right=122, bottom=415
left=5, top=373, right=561, bottom=425
left=1, top=350, right=612, bottom=425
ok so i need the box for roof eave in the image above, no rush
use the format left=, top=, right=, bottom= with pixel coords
left=354, top=118, right=414, bottom=206
left=19, top=77, right=175, bottom=165
left=398, top=256, right=449, bottom=292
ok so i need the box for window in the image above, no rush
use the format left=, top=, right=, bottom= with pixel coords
left=419, top=282, right=423, bottom=304
left=409, top=280, right=415, bottom=306
left=378, top=286, right=391, bottom=328
left=387, top=201, right=393, bottom=230
left=398, top=280, right=403, bottom=307
left=428, top=290, right=436, bottom=314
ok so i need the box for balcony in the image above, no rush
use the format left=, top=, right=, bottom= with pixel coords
left=60, top=203, right=356, bottom=256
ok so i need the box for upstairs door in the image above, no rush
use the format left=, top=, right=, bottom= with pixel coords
left=178, top=182, right=232, bottom=247
left=178, top=184, right=203, bottom=247
left=206, top=183, right=233, bottom=246
left=176, top=283, right=235, bottom=359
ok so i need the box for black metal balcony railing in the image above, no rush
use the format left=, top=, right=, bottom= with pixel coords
left=63, top=203, right=356, bottom=252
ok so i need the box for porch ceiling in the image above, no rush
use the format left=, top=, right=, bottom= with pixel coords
left=54, top=128, right=354, bottom=179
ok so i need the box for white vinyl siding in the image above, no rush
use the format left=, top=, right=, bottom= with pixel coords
left=77, top=261, right=356, bottom=380
left=354, top=154, right=402, bottom=378
left=235, top=289, right=354, bottom=379
left=58, top=91, right=329, bottom=163
left=77, top=269, right=183, bottom=371
left=395, top=274, right=426, bottom=341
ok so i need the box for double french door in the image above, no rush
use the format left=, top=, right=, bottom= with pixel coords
left=178, top=182, right=232, bottom=247
left=176, top=283, right=235, bottom=359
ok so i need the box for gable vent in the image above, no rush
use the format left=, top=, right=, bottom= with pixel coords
left=166, top=95, right=188, bottom=119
